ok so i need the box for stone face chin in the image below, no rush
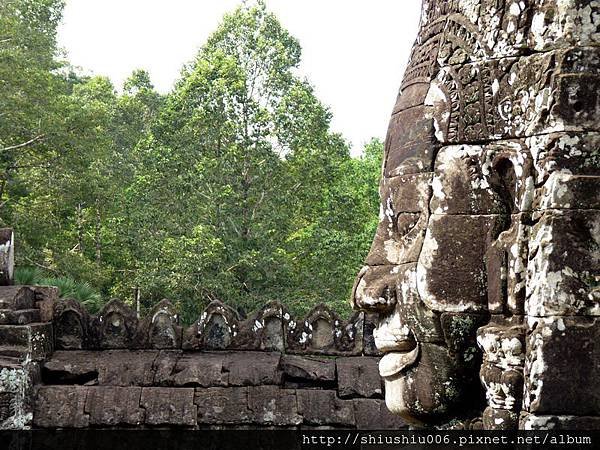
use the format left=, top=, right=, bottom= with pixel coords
left=383, top=376, right=414, bottom=422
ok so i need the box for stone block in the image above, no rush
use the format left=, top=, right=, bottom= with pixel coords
left=85, top=386, right=143, bottom=426
left=172, top=353, right=228, bottom=387
left=336, top=357, right=382, bottom=399
left=0, top=323, right=52, bottom=360
left=0, top=357, right=36, bottom=429
left=140, top=387, right=195, bottom=427
left=226, top=352, right=282, bottom=386
left=528, top=2, right=600, bottom=50
left=0, top=287, right=34, bottom=310
left=383, top=106, right=437, bottom=177
left=0, top=309, right=40, bottom=325
left=42, top=351, right=98, bottom=385
left=32, top=286, right=58, bottom=323
left=527, top=133, right=600, bottom=183
left=526, top=210, right=600, bottom=316
left=297, top=390, right=355, bottom=427
left=98, top=351, right=158, bottom=386
left=34, top=386, right=89, bottom=428
left=534, top=174, right=600, bottom=211
left=248, top=386, right=302, bottom=426
left=152, top=350, right=180, bottom=386
left=195, top=387, right=250, bottom=425
left=418, top=214, right=507, bottom=313
left=280, top=355, right=335, bottom=383
left=353, top=399, right=408, bottom=430
left=430, top=145, right=519, bottom=215
left=524, top=316, right=600, bottom=415
left=365, top=173, right=431, bottom=266
left=42, top=351, right=159, bottom=386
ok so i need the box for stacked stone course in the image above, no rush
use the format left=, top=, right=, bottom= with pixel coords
left=0, top=258, right=405, bottom=429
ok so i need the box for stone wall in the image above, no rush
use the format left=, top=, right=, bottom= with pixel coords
left=0, top=282, right=405, bottom=430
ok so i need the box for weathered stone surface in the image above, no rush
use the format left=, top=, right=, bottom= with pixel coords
left=53, top=298, right=91, bottom=350
left=528, top=132, right=600, bottom=182
left=353, top=399, right=408, bottom=430
left=171, top=353, right=228, bottom=387
left=151, top=350, right=180, bottom=386
left=195, top=387, right=250, bottom=425
left=526, top=210, right=600, bottom=317
left=134, top=300, right=182, bottom=349
left=0, top=309, right=40, bottom=325
left=485, top=217, right=529, bottom=315
left=535, top=174, right=600, bottom=211
left=0, top=323, right=52, bottom=360
left=230, top=302, right=285, bottom=352
left=366, top=173, right=431, bottom=266
left=140, top=387, right=195, bottom=426
left=42, top=351, right=159, bottom=386
left=286, top=305, right=363, bottom=356
left=280, top=355, right=335, bottom=383
left=34, top=386, right=89, bottom=428
left=362, top=314, right=380, bottom=356
left=227, top=352, right=282, bottom=386
left=482, top=407, right=519, bottom=431
left=528, top=2, right=600, bottom=51
left=336, top=357, right=382, bottom=399
left=383, top=106, right=437, bottom=177
left=42, top=351, right=99, bottom=384
left=0, top=229, right=14, bottom=286
left=92, top=300, right=138, bottom=349
left=380, top=343, right=483, bottom=424
left=85, top=387, right=143, bottom=426
left=0, top=357, right=37, bottom=429
left=32, top=286, right=58, bottom=323
left=521, top=414, right=600, bottom=431
left=297, top=390, right=355, bottom=427
left=248, top=386, right=302, bottom=426
left=183, top=301, right=238, bottom=351
left=0, top=286, right=34, bottom=310
left=418, top=214, right=507, bottom=313
left=440, top=313, right=487, bottom=363
left=524, top=316, right=600, bottom=415
left=429, top=48, right=600, bottom=145
left=99, top=351, right=158, bottom=386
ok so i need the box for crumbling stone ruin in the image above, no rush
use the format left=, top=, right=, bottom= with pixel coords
left=352, top=0, right=600, bottom=430
left=0, top=234, right=404, bottom=430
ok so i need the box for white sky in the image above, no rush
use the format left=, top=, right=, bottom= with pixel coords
left=58, top=0, right=422, bottom=155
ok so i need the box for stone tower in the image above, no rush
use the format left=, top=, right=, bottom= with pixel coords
left=353, top=0, right=600, bottom=430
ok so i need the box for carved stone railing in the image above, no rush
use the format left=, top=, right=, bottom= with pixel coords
left=51, top=297, right=368, bottom=356
left=0, top=262, right=403, bottom=430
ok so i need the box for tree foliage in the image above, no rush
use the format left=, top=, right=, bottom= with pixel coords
left=1, top=0, right=382, bottom=321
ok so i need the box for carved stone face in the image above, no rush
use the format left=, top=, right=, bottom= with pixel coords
left=353, top=0, right=600, bottom=431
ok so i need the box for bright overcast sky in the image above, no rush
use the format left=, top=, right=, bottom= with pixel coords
left=58, top=0, right=422, bottom=155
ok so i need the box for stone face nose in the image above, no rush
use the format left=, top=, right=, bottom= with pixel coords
left=351, top=265, right=398, bottom=313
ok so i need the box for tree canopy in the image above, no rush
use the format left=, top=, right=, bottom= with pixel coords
left=1, top=0, right=382, bottom=321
